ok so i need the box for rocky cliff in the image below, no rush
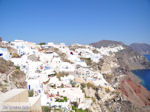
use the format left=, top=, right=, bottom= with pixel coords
left=130, top=43, right=150, bottom=55
left=90, top=40, right=150, bottom=112
left=91, top=40, right=150, bottom=70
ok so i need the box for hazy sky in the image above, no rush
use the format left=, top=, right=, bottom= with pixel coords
left=0, top=0, right=150, bottom=44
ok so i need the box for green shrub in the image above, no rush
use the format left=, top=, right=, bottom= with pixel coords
left=28, top=90, right=34, bottom=97
left=39, top=42, right=46, bottom=45
left=91, top=97, right=96, bottom=102
left=105, top=88, right=111, bottom=93
left=72, top=105, right=90, bottom=112
left=42, top=106, right=51, bottom=112
left=63, top=96, right=68, bottom=102
left=81, top=83, right=86, bottom=89
left=12, top=53, right=20, bottom=58
left=55, top=96, right=68, bottom=102
left=80, top=58, right=92, bottom=65
left=16, top=66, right=20, bottom=70
left=86, top=82, right=97, bottom=89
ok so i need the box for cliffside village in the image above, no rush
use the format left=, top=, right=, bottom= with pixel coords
left=0, top=40, right=124, bottom=111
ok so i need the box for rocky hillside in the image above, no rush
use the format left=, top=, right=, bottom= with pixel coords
left=91, top=40, right=150, bottom=70
left=0, top=57, right=26, bottom=93
left=130, top=43, right=150, bottom=55
left=90, top=40, right=150, bottom=112
left=90, top=40, right=125, bottom=48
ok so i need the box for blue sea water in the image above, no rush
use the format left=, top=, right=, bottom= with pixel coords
left=133, top=69, right=150, bottom=90
left=145, top=55, right=150, bottom=61
left=133, top=55, right=150, bottom=90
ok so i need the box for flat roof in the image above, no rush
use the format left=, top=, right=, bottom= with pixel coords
left=0, top=89, right=27, bottom=102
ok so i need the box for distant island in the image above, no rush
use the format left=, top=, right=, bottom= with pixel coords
left=130, top=43, right=150, bottom=55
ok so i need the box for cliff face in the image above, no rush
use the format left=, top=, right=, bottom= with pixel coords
left=130, top=43, right=150, bottom=55
left=90, top=40, right=150, bottom=112
left=91, top=40, right=150, bottom=70
left=121, top=77, right=150, bottom=107
left=115, top=47, right=150, bottom=70
left=0, top=57, right=26, bottom=93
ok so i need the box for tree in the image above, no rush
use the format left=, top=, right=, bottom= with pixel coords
left=39, top=42, right=46, bottom=45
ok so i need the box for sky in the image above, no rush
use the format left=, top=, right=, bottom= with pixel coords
left=0, top=0, right=150, bottom=45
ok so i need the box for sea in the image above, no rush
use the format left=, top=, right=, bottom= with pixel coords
left=133, top=55, right=150, bottom=90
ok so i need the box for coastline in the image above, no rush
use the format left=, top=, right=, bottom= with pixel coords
left=132, top=69, right=150, bottom=91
